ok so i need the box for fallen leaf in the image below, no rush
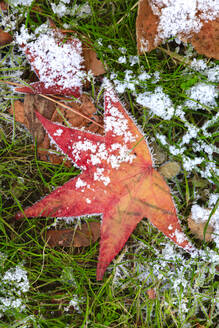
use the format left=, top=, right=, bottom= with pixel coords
left=190, top=17, right=219, bottom=60
left=0, top=1, right=8, bottom=11
left=9, top=94, right=103, bottom=165
left=146, top=288, right=156, bottom=299
left=136, top=0, right=219, bottom=59
left=188, top=216, right=213, bottom=242
left=15, top=28, right=84, bottom=97
left=0, top=28, right=13, bottom=45
left=136, top=0, right=159, bottom=53
left=195, top=324, right=207, bottom=328
left=83, top=45, right=106, bottom=76
left=16, top=86, right=195, bottom=280
left=9, top=100, right=27, bottom=126
left=158, top=161, right=181, bottom=179
left=151, top=142, right=167, bottom=165
left=46, top=221, right=100, bottom=247
left=14, top=25, right=106, bottom=97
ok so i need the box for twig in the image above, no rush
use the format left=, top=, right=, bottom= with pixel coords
left=0, top=80, right=104, bottom=130
left=0, top=80, right=22, bottom=87
left=39, top=94, right=104, bottom=129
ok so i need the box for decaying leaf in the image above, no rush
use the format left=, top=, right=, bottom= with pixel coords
left=147, top=288, right=156, bottom=299
left=136, top=0, right=219, bottom=59
left=46, top=221, right=100, bottom=247
left=0, top=28, right=13, bottom=45
left=188, top=216, right=213, bottom=242
left=9, top=94, right=103, bottom=165
left=9, top=100, right=27, bottom=126
left=190, top=16, right=219, bottom=60
left=0, top=1, right=8, bottom=10
left=136, top=0, right=159, bottom=53
left=158, top=161, right=181, bottom=179
left=83, top=45, right=106, bottom=76
left=16, top=86, right=195, bottom=280
left=188, top=204, right=218, bottom=242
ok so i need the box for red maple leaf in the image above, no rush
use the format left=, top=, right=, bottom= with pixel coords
left=16, top=87, right=195, bottom=280
left=15, top=29, right=84, bottom=97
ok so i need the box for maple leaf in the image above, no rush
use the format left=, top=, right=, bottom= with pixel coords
left=16, top=87, right=195, bottom=280
left=15, top=28, right=84, bottom=97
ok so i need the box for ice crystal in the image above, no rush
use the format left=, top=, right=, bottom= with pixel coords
left=0, top=263, right=30, bottom=317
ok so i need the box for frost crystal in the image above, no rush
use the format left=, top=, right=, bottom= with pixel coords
left=182, top=157, right=203, bottom=171
left=54, top=128, right=63, bottom=137
left=8, top=0, right=33, bottom=5
left=206, top=65, right=219, bottom=82
left=136, top=87, right=175, bottom=120
left=75, top=178, right=87, bottom=189
left=118, top=56, right=127, bottom=64
left=64, top=295, right=85, bottom=313
left=191, top=203, right=219, bottom=247
left=0, top=264, right=30, bottom=317
left=185, top=83, right=218, bottom=109
left=94, top=168, right=110, bottom=186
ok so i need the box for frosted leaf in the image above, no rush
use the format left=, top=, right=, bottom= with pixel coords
left=16, top=26, right=85, bottom=92
left=150, top=0, right=219, bottom=41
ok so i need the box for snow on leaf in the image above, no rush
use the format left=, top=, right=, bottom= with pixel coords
left=16, top=87, right=195, bottom=280
left=15, top=27, right=85, bottom=97
left=136, top=0, right=219, bottom=59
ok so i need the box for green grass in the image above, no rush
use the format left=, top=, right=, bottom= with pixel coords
left=0, top=1, right=218, bottom=327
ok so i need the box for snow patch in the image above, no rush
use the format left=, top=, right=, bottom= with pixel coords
left=53, top=128, right=63, bottom=137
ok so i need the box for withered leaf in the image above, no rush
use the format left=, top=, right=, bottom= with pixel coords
left=147, top=288, right=156, bottom=299
left=136, top=0, right=219, bottom=59
left=83, top=46, right=106, bottom=76
left=136, top=0, right=160, bottom=54
left=188, top=216, right=213, bottom=242
left=9, top=100, right=27, bottom=126
left=46, top=221, right=100, bottom=247
left=190, top=17, right=219, bottom=60
left=0, top=1, right=8, bottom=10
left=9, top=94, right=103, bottom=165
left=158, top=161, right=181, bottom=179
left=0, top=28, right=13, bottom=45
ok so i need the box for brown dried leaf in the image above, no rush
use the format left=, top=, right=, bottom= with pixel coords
left=195, top=324, right=206, bottom=328
left=46, top=221, right=101, bottom=247
left=190, top=17, right=219, bottom=60
left=136, top=0, right=160, bottom=54
left=0, top=1, right=8, bottom=10
left=64, top=94, right=103, bottom=134
left=188, top=216, right=213, bottom=242
left=9, top=100, right=28, bottom=126
left=136, top=1, right=219, bottom=59
left=83, top=46, right=106, bottom=76
left=9, top=94, right=103, bottom=165
left=158, top=161, right=181, bottom=179
left=23, top=94, right=56, bottom=143
left=0, top=28, right=13, bottom=45
left=147, top=288, right=156, bottom=299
